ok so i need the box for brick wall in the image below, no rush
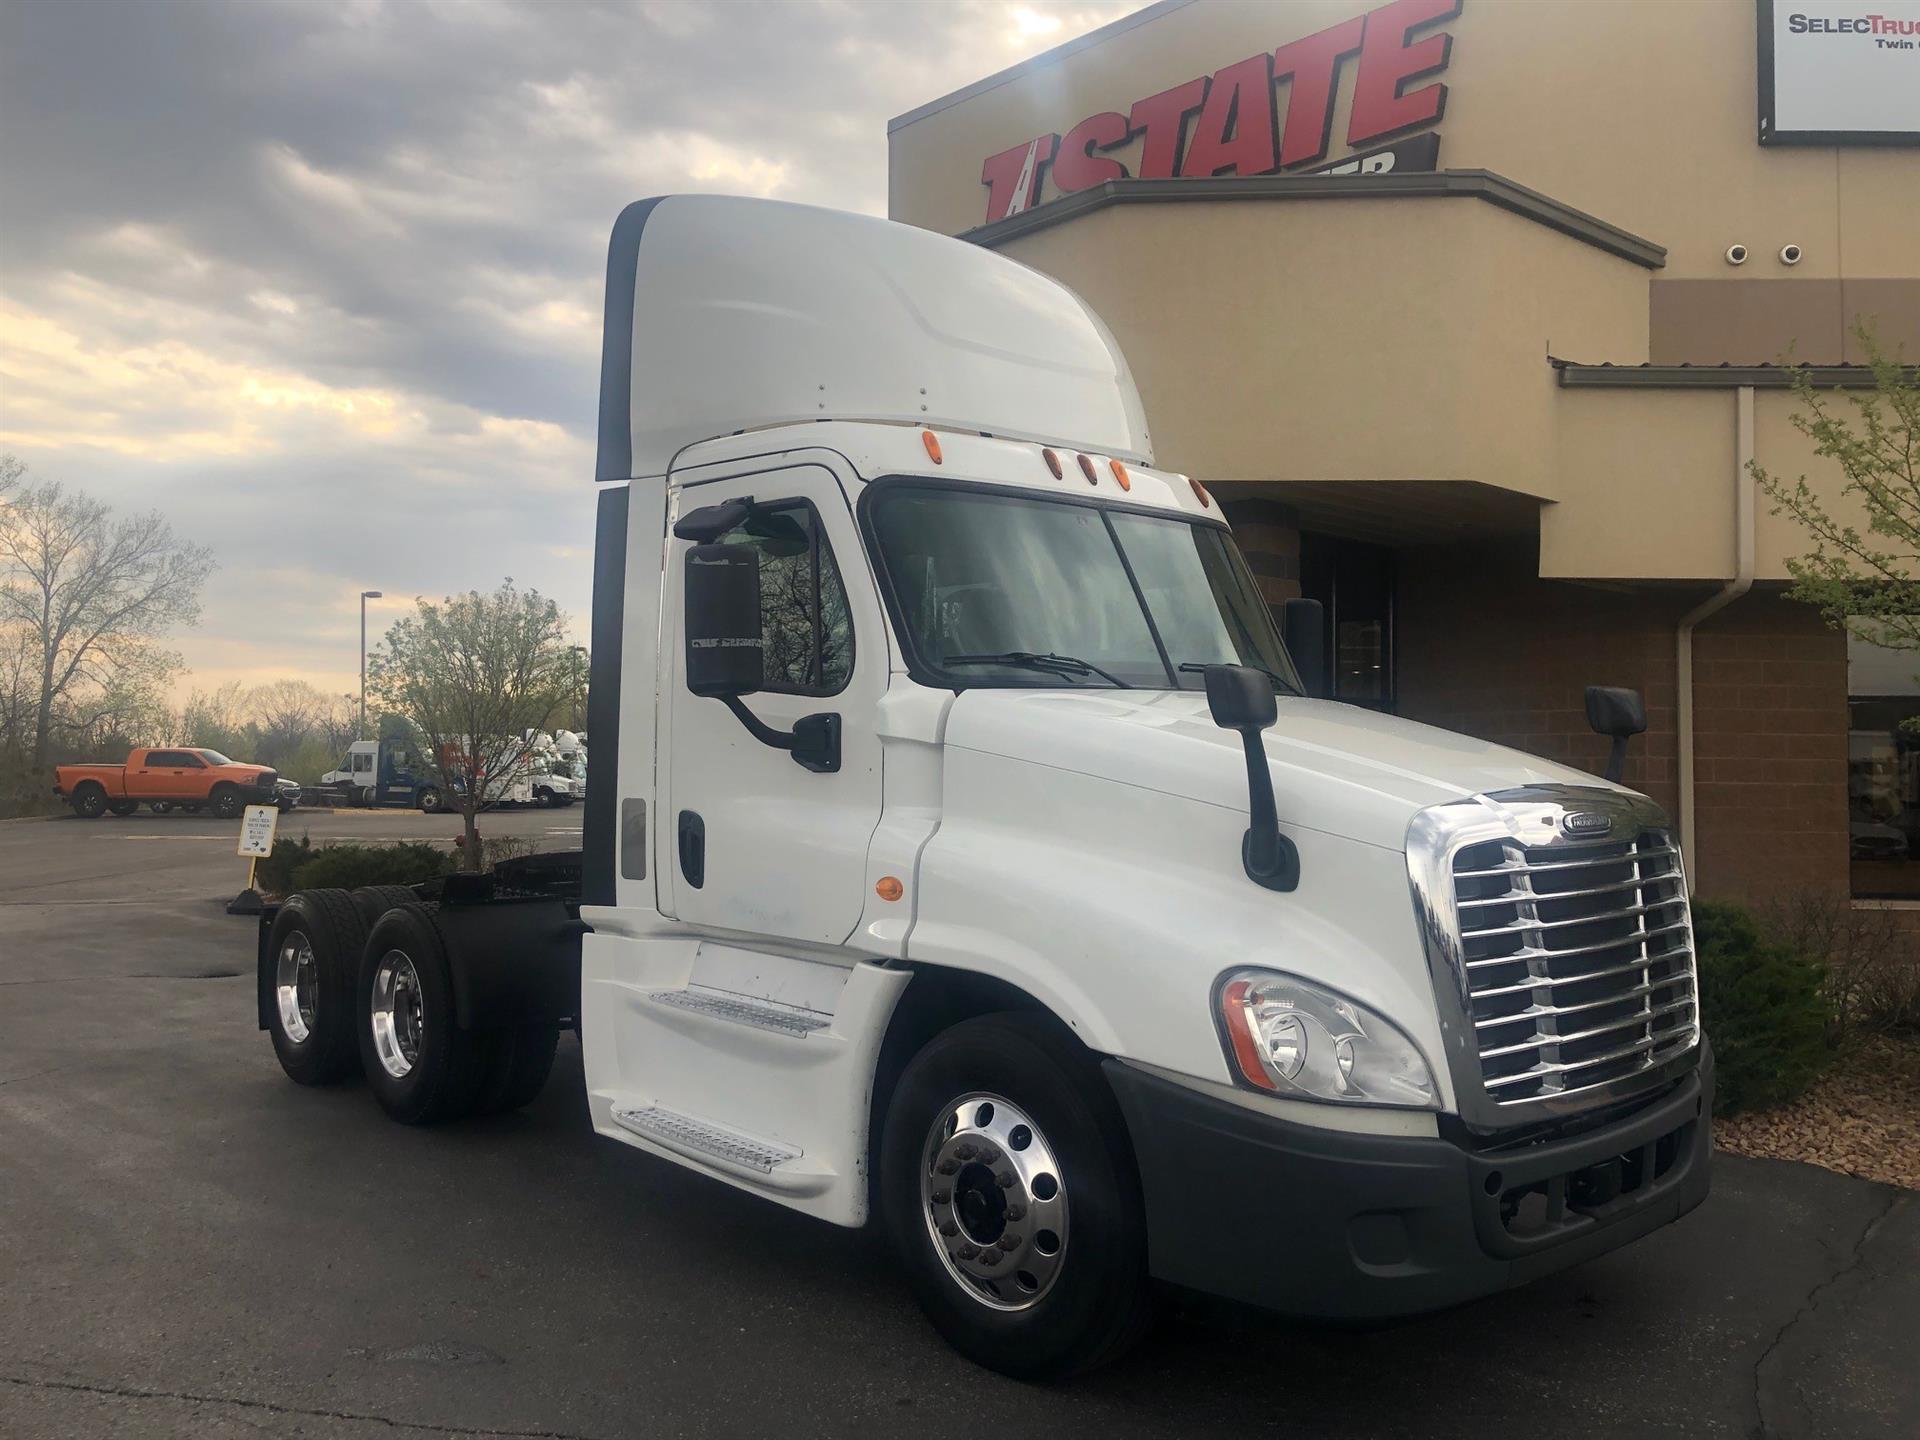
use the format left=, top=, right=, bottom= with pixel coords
left=1393, top=542, right=1847, bottom=906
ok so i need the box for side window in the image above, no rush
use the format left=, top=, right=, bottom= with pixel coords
left=714, top=501, right=854, bottom=696
left=353, top=751, right=373, bottom=774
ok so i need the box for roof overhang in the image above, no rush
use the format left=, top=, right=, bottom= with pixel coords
left=1553, top=360, right=1917, bottom=388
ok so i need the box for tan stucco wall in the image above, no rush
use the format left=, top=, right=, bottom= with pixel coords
left=891, top=0, right=1917, bottom=284
left=997, top=195, right=1648, bottom=496
left=1540, top=387, right=1857, bottom=582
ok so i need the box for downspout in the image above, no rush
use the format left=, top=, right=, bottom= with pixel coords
left=1676, top=385, right=1756, bottom=892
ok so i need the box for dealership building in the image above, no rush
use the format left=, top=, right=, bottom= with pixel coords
left=888, top=0, right=1920, bottom=906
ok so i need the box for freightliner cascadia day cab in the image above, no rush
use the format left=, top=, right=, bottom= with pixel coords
left=256, top=196, right=1712, bottom=1378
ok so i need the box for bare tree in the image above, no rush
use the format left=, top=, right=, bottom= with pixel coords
left=250, top=678, right=327, bottom=754
left=370, top=581, right=572, bottom=866
left=0, top=473, right=213, bottom=770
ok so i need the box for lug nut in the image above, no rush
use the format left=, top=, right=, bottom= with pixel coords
left=953, top=1143, right=978, bottom=1161
left=931, top=1189, right=951, bottom=1205
left=975, top=1145, right=1002, bottom=1165
left=978, top=1251, right=1001, bottom=1267
left=957, top=1242, right=979, bottom=1260
left=995, top=1170, right=1015, bottom=1188
left=935, top=1159, right=958, bottom=1175
left=938, top=1222, right=958, bottom=1237
left=1004, top=1202, right=1026, bottom=1222
left=997, top=1235, right=1019, bottom=1251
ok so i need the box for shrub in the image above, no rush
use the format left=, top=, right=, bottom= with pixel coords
left=1763, top=891, right=1920, bottom=1040
left=1693, top=899, right=1834, bottom=1116
left=254, top=834, right=319, bottom=896
left=290, top=841, right=453, bottom=893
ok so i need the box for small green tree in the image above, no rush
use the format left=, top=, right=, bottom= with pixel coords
left=1752, top=326, right=1920, bottom=653
left=369, top=581, right=573, bottom=867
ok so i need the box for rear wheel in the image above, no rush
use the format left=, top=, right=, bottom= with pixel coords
left=349, top=884, right=420, bottom=932
left=358, top=903, right=491, bottom=1125
left=70, top=783, right=108, bottom=819
left=879, top=1013, right=1152, bottom=1379
left=265, top=889, right=368, bottom=1085
left=209, top=783, right=243, bottom=820
left=107, top=800, right=139, bottom=817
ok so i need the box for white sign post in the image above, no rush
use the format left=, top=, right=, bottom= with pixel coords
left=238, top=803, right=279, bottom=895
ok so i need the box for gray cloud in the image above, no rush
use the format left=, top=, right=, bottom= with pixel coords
left=0, top=0, right=1131, bottom=693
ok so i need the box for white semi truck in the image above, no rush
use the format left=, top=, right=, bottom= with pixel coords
left=256, top=196, right=1711, bottom=1378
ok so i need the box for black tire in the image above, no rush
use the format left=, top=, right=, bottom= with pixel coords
left=209, top=783, right=243, bottom=820
left=474, top=1023, right=560, bottom=1116
left=70, top=782, right=109, bottom=819
left=357, top=903, right=491, bottom=1125
left=265, top=889, right=368, bottom=1085
left=417, top=786, right=442, bottom=814
left=879, top=1013, right=1152, bottom=1380
left=107, top=800, right=139, bottom=816
left=181, top=802, right=204, bottom=814
left=348, top=884, right=420, bottom=932
left=149, top=801, right=174, bottom=815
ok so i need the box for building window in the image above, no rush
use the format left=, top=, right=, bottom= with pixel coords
left=1848, top=635, right=1920, bottom=899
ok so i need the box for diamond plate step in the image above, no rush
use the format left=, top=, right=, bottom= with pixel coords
left=611, top=1105, right=802, bottom=1174
left=647, top=987, right=832, bottom=1037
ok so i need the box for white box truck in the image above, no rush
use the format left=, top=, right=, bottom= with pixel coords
left=255, top=196, right=1712, bottom=1378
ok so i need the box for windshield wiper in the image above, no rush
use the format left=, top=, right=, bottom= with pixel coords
left=945, top=651, right=1133, bottom=688
left=1176, top=660, right=1301, bottom=696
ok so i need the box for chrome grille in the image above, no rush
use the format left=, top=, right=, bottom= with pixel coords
left=1450, top=829, right=1698, bottom=1107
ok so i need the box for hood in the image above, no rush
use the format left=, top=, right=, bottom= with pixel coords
left=942, top=689, right=1619, bottom=852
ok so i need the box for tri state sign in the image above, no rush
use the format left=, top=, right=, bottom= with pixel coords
left=978, top=0, right=1461, bottom=225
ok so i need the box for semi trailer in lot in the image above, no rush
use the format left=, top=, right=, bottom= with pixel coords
left=256, top=196, right=1712, bottom=1378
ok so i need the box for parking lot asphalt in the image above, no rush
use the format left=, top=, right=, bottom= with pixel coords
left=1, top=809, right=1915, bottom=1439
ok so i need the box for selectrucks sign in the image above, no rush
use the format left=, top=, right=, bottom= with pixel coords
left=979, top=0, right=1461, bottom=225
left=1758, top=0, right=1920, bottom=143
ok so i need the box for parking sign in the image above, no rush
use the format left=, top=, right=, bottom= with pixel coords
left=238, top=804, right=279, bottom=858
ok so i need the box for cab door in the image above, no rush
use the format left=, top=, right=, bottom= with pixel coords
left=662, top=464, right=885, bottom=948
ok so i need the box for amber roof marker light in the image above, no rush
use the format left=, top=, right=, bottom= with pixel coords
left=1077, top=453, right=1098, bottom=485
left=1110, top=459, right=1131, bottom=492
left=922, top=430, right=943, bottom=464
left=1042, top=448, right=1063, bottom=480
left=1189, top=477, right=1212, bottom=509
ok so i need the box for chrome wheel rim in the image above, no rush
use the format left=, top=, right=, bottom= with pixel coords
left=370, top=950, right=425, bottom=1079
left=921, top=1093, right=1068, bottom=1312
left=274, top=931, right=318, bottom=1045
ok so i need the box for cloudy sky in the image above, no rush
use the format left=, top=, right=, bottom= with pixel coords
left=0, top=0, right=1130, bottom=702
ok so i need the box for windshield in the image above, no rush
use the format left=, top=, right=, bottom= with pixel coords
left=196, top=750, right=235, bottom=766
left=868, top=484, right=1300, bottom=691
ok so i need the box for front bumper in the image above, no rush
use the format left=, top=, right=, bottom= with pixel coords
left=1104, top=1040, right=1713, bottom=1320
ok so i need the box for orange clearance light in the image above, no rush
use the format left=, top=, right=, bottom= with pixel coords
left=1219, top=978, right=1278, bottom=1091
left=876, top=876, right=904, bottom=902
left=922, top=430, right=943, bottom=465
left=1077, top=453, right=1098, bottom=485
left=1110, top=459, right=1131, bottom=491
left=1042, top=448, right=1063, bottom=480
left=1189, top=476, right=1213, bottom=509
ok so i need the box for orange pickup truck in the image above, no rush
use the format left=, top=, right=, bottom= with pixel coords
left=53, top=748, right=280, bottom=820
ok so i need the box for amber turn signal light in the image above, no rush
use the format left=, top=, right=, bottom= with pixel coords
left=1110, top=459, right=1131, bottom=491
left=875, top=876, right=904, bottom=902
left=1042, top=448, right=1063, bottom=479
left=922, top=430, right=943, bottom=464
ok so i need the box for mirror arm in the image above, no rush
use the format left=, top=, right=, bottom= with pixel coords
left=1604, top=735, right=1629, bottom=785
left=720, top=697, right=841, bottom=774
left=1236, top=730, right=1300, bottom=892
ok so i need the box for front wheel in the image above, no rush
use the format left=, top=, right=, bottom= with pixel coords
left=417, top=786, right=443, bottom=814
left=209, top=784, right=243, bottom=820
left=879, top=1013, right=1152, bottom=1379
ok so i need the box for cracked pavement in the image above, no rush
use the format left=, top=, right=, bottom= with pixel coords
left=3, top=810, right=1916, bottom=1439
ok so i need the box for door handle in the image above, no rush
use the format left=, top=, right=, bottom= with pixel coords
left=677, top=810, right=705, bottom=890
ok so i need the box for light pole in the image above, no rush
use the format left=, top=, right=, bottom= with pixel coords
left=359, top=590, right=383, bottom=734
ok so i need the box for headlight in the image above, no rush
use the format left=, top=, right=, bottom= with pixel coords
left=1216, top=969, right=1438, bottom=1109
